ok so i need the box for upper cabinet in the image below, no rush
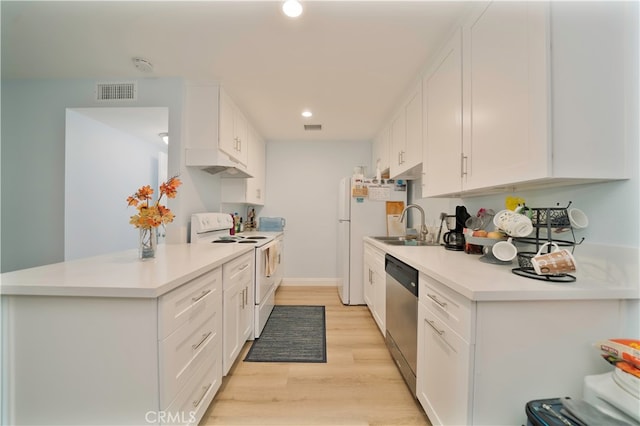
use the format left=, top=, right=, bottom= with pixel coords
left=420, top=1, right=633, bottom=197
left=221, top=127, right=266, bottom=205
left=219, top=88, right=249, bottom=167
left=372, top=125, right=390, bottom=177
left=389, top=83, right=423, bottom=180
left=421, top=29, right=463, bottom=197
left=184, top=83, right=256, bottom=178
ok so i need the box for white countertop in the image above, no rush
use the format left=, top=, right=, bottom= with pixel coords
left=365, top=237, right=640, bottom=301
left=0, top=243, right=254, bottom=298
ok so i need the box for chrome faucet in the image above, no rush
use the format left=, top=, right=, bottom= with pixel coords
left=400, top=204, right=428, bottom=242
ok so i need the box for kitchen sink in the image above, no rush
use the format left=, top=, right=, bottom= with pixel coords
left=371, top=236, right=438, bottom=246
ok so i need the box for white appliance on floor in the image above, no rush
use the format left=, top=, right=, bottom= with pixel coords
left=583, top=368, right=640, bottom=424
left=337, top=177, right=406, bottom=305
left=190, top=212, right=283, bottom=338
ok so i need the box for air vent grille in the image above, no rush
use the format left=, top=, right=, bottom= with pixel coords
left=95, top=82, right=137, bottom=101
left=304, top=124, right=322, bottom=131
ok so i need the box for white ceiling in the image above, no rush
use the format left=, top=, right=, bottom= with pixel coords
left=1, top=0, right=472, bottom=142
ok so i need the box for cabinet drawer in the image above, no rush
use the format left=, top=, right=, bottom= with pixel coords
left=159, top=267, right=221, bottom=339
left=162, top=342, right=222, bottom=425
left=159, top=300, right=220, bottom=408
left=419, top=273, right=473, bottom=341
left=418, top=303, right=472, bottom=426
left=223, top=252, right=253, bottom=290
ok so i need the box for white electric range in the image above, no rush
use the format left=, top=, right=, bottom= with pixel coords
left=190, top=212, right=284, bottom=338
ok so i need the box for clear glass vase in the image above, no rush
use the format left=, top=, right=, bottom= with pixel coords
left=139, top=227, right=157, bottom=260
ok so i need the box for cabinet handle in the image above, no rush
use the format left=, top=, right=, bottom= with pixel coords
left=426, top=319, right=445, bottom=336
left=192, top=289, right=212, bottom=303
left=239, top=263, right=250, bottom=272
left=461, top=154, right=468, bottom=178
left=192, top=331, right=213, bottom=351
left=427, top=293, right=447, bottom=308
left=244, top=286, right=249, bottom=305
left=192, top=383, right=213, bottom=408
left=240, top=288, right=245, bottom=309
left=238, top=139, right=242, bottom=152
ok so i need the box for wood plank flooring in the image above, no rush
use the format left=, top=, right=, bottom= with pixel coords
left=201, top=286, right=431, bottom=426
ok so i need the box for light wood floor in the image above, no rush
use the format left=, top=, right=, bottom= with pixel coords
left=201, top=286, right=431, bottom=426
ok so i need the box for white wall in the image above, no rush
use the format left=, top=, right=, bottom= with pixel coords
left=64, top=110, right=167, bottom=260
left=1, top=78, right=222, bottom=272
left=261, top=140, right=371, bottom=282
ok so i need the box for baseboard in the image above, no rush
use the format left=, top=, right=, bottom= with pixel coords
left=280, top=278, right=338, bottom=287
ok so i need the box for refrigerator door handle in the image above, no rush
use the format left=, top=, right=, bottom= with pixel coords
left=338, top=219, right=350, bottom=223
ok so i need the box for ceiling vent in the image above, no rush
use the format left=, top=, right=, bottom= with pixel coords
left=95, top=82, right=137, bottom=101
left=304, top=124, right=322, bottom=131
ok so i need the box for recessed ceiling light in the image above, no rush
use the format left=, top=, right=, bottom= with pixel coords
left=301, top=110, right=312, bottom=118
left=282, top=0, right=303, bottom=18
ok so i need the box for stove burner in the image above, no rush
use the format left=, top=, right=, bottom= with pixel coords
left=212, top=240, right=236, bottom=244
left=245, top=236, right=267, bottom=239
left=238, top=240, right=258, bottom=244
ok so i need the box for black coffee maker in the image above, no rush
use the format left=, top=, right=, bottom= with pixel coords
left=443, top=206, right=470, bottom=251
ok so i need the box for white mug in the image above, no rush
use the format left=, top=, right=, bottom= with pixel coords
left=568, top=208, right=589, bottom=229
left=492, top=237, right=517, bottom=262
left=493, top=210, right=534, bottom=238
left=531, top=242, right=577, bottom=275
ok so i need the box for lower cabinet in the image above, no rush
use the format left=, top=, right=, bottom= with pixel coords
left=416, top=272, right=625, bottom=425
left=1, top=265, right=229, bottom=425
left=363, top=242, right=386, bottom=335
left=222, top=251, right=254, bottom=375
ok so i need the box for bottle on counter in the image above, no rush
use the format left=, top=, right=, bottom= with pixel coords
left=239, top=217, right=244, bottom=232
left=229, top=214, right=235, bottom=235
left=234, top=212, right=241, bottom=233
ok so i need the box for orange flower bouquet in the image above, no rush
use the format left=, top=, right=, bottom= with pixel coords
left=127, top=175, right=182, bottom=259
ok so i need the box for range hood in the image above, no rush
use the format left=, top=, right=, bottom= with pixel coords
left=185, top=148, right=253, bottom=178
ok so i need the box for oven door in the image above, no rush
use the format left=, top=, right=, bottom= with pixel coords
left=255, top=239, right=277, bottom=305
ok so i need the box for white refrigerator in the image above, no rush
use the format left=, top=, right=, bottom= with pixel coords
left=337, top=176, right=406, bottom=305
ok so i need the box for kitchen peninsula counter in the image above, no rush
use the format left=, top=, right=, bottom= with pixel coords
left=365, top=237, right=639, bottom=301
left=0, top=242, right=253, bottom=298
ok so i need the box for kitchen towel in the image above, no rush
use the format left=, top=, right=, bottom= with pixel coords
left=265, top=245, right=278, bottom=277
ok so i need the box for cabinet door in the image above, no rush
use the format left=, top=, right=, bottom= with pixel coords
left=463, top=1, right=549, bottom=190
left=417, top=302, right=472, bottom=426
left=371, top=247, right=386, bottom=335
left=223, top=280, right=242, bottom=375
left=363, top=247, right=374, bottom=310
left=219, top=89, right=249, bottom=167
left=373, top=126, right=390, bottom=175
left=422, top=29, right=463, bottom=197
left=404, top=87, right=422, bottom=171
left=234, top=111, right=249, bottom=166
left=246, top=129, right=265, bottom=205
left=219, top=89, right=236, bottom=159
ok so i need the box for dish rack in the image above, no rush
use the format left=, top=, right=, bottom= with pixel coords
left=512, top=202, right=584, bottom=282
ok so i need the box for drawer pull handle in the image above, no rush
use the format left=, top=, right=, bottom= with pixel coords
left=426, top=319, right=445, bottom=336
left=192, top=289, right=212, bottom=303
left=192, top=331, right=212, bottom=351
left=192, top=383, right=213, bottom=408
left=427, top=293, right=447, bottom=308
left=239, top=263, right=250, bottom=271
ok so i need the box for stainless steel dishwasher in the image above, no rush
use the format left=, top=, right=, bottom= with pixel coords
left=385, top=254, right=419, bottom=396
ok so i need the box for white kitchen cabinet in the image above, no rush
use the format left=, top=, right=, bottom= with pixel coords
left=416, top=271, right=624, bottom=425
left=363, top=242, right=386, bottom=335
left=372, top=125, right=391, bottom=176
left=421, top=29, right=463, bottom=198
left=390, top=83, right=423, bottom=180
left=222, top=251, right=254, bottom=375
left=1, top=266, right=224, bottom=426
left=221, top=126, right=266, bottom=205
left=421, top=1, right=632, bottom=197
left=219, top=87, right=249, bottom=167
left=184, top=83, right=253, bottom=177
